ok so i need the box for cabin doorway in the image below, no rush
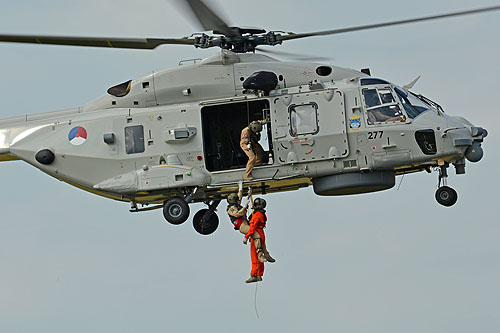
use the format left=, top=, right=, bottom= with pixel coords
left=201, top=100, right=272, bottom=172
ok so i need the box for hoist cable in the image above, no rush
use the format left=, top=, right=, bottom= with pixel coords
left=397, top=173, right=405, bottom=191
left=254, top=282, right=260, bottom=319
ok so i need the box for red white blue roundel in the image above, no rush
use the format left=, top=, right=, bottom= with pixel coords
left=68, top=126, right=87, bottom=145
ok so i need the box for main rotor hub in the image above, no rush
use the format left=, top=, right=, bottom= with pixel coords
left=193, top=31, right=282, bottom=53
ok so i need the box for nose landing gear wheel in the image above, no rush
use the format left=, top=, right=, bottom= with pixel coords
left=193, top=209, right=219, bottom=235
left=163, top=198, right=190, bottom=224
left=435, top=186, right=458, bottom=207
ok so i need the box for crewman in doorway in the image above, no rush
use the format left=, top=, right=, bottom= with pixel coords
left=226, top=182, right=274, bottom=265
left=243, top=197, right=275, bottom=284
left=240, top=119, right=268, bottom=181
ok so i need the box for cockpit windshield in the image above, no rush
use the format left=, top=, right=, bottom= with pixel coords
left=394, top=87, right=431, bottom=119
left=360, top=78, right=440, bottom=122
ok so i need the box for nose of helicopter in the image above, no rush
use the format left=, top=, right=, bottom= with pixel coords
left=446, top=116, right=487, bottom=174
left=464, top=126, right=488, bottom=162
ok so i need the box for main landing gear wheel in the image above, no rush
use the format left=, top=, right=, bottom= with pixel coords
left=193, top=209, right=219, bottom=235
left=435, top=186, right=458, bottom=207
left=163, top=198, right=190, bottom=225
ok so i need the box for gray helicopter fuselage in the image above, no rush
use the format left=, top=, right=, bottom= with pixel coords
left=0, top=52, right=486, bottom=204
left=83, top=52, right=360, bottom=112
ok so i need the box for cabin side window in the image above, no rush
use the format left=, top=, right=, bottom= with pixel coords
left=363, top=88, right=406, bottom=125
left=125, top=125, right=145, bottom=154
left=289, top=103, right=319, bottom=136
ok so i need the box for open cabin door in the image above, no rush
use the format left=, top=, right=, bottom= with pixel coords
left=271, top=89, right=349, bottom=164
left=201, top=99, right=271, bottom=172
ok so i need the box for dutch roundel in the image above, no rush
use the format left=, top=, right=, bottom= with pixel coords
left=68, top=126, right=88, bottom=145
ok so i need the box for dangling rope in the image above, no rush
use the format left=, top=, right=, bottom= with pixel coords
left=397, top=173, right=405, bottom=191
left=254, top=282, right=260, bottom=319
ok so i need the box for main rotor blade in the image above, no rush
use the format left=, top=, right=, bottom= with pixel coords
left=0, top=34, right=194, bottom=49
left=278, top=5, right=500, bottom=42
left=181, top=0, right=237, bottom=36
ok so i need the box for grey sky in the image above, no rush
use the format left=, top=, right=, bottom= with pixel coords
left=0, top=1, right=499, bottom=332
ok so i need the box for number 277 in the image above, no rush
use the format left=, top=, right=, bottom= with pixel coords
left=368, top=131, right=383, bottom=139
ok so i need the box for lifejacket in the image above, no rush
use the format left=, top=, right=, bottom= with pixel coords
left=245, top=210, right=267, bottom=240
left=249, top=210, right=267, bottom=229
left=227, top=204, right=247, bottom=230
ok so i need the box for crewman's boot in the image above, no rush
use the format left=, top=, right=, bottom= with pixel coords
left=245, top=276, right=260, bottom=283
left=263, top=251, right=276, bottom=263
left=257, top=249, right=267, bottom=263
left=257, top=276, right=263, bottom=282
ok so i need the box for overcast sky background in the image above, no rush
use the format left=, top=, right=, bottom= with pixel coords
left=0, top=0, right=499, bottom=332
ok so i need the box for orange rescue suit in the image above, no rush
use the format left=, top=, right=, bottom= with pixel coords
left=245, top=211, right=267, bottom=277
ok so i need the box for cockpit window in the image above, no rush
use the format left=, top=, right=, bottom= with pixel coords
left=394, top=87, right=429, bottom=119
left=107, top=80, right=132, bottom=97
left=379, top=89, right=395, bottom=104
left=363, top=87, right=406, bottom=125
left=363, top=89, right=381, bottom=107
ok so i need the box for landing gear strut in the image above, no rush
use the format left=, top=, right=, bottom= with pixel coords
left=435, top=164, right=458, bottom=207
left=193, top=200, right=221, bottom=235
left=162, top=188, right=220, bottom=235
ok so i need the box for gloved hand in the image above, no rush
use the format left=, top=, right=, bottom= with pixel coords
left=247, top=187, right=252, bottom=197
left=238, top=180, right=243, bottom=192
left=243, top=237, right=248, bottom=245
left=247, top=144, right=251, bottom=151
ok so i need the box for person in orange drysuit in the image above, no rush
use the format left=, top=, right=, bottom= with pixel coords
left=243, top=197, right=275, bottom=284
left=226, top=182, right=273, bottom=264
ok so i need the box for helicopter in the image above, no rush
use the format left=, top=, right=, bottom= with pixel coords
left=0, top=0, right=494, bottom=235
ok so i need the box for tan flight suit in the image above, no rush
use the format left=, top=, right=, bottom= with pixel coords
left=240, top=124, right=265, bottom=181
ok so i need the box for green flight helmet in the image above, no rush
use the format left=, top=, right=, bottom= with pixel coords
left=249, top=121, right=263, bottom=133
left=253, top=197, right=267, bottom=210
left=227, top=193, right=240, bottom=205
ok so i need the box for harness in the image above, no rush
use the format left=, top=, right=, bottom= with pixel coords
left=253, top=208, right=266, bottom=217
left=227, top=204, right=248, bottom=228
left=250, top=131, right=261, bottom=146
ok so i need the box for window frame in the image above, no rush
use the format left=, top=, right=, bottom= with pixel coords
left=124, top=125, right=145, bottom=154
left=362, top=86, right=408, bottom=126
left=288, top=102, right=320, bottom=137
